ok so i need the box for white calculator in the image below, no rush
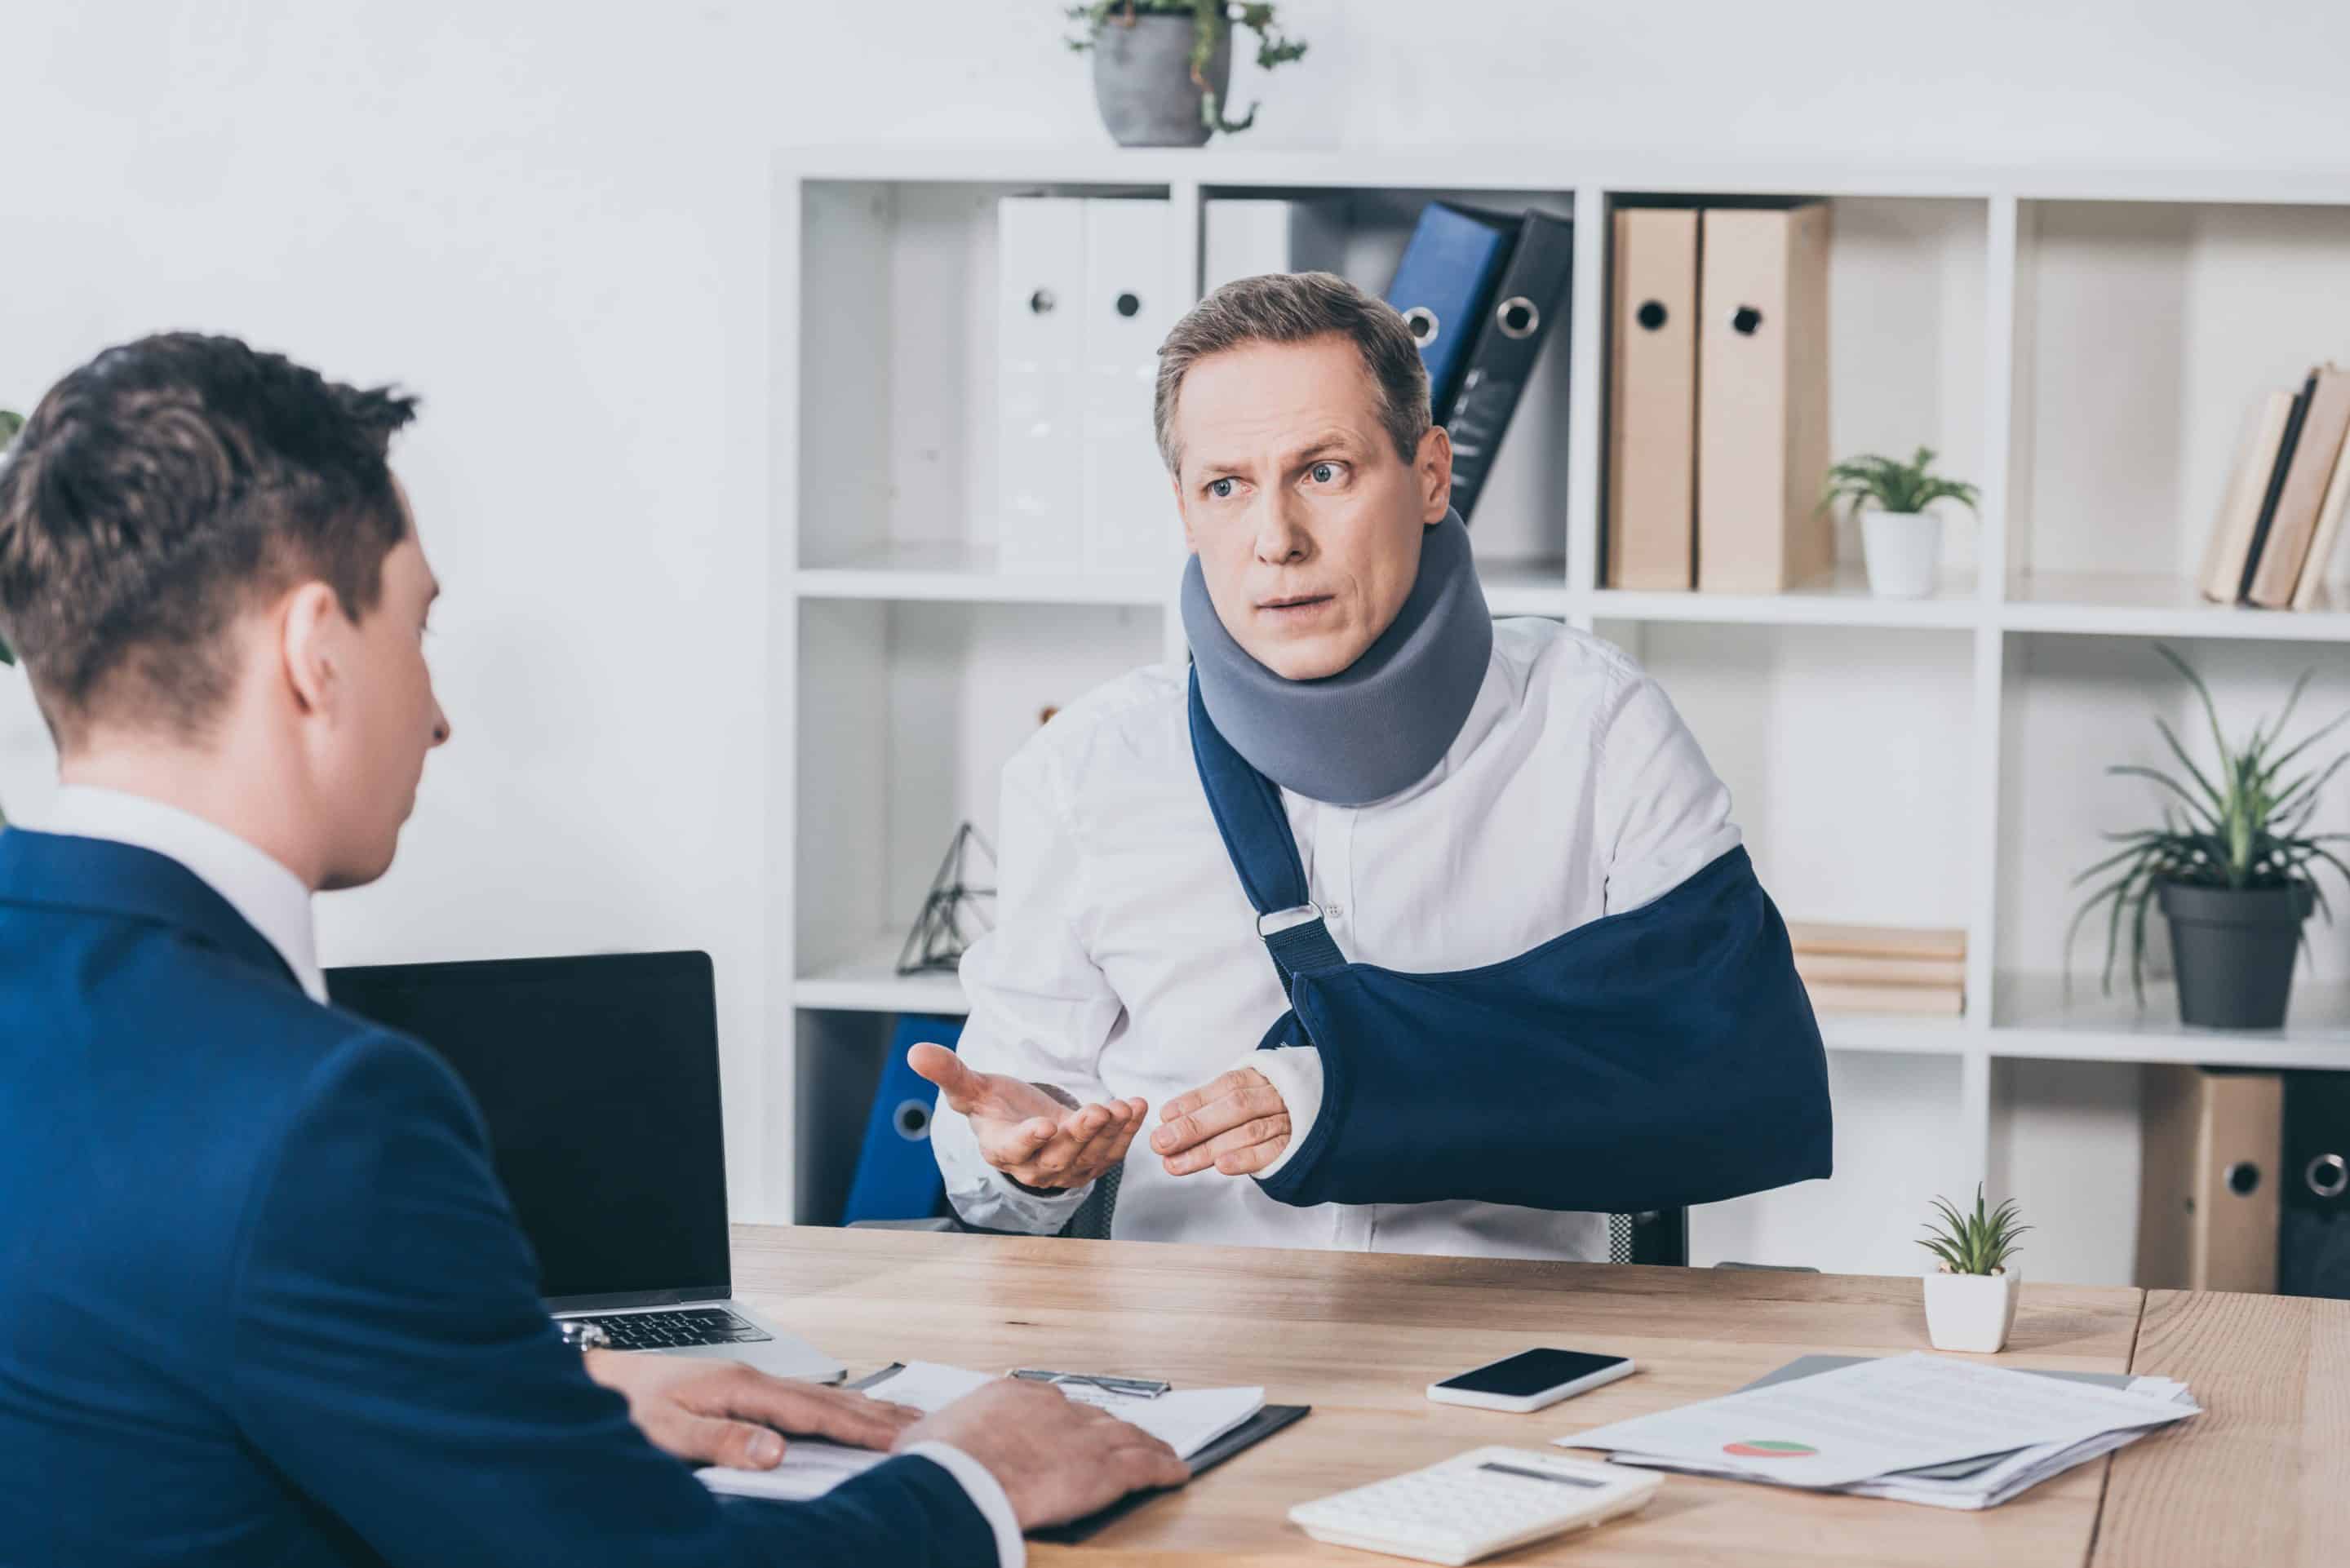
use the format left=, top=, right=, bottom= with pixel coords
left=1287, top=1446, right=1661, bottom=1566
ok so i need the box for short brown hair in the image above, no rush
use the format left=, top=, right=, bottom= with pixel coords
left=1153, top=271, right=1431, bottom=475
left=0, top=333, right=416, bottom=746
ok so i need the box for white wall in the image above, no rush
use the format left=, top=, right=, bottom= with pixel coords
left=6, top=0, right=2344, bottom=1225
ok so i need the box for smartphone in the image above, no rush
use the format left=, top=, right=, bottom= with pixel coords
left=1426, top=1348, right=1637, bottom=1413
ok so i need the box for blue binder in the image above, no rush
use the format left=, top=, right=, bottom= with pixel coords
left=840, top=1014, right=965, bottom=1225
left=1385, top=202, right=1519, bottom=423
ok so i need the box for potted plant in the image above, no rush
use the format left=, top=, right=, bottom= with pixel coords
left=1064, top=2, right=1306, bottom=148
left=1919, top=1185, right=2028, bottom=1353
left=1821, top=446, right=1979, bottom=599
left=2068, top=645, right=2350, bottom=1029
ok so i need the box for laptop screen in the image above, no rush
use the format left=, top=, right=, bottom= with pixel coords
left=326, top=950, right=732, bottom=1308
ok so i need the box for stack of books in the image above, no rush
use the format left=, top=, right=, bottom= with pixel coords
left=1788, top=922, right=1966, bottom=1017
left=2197, top=364, right=2350, bottom=609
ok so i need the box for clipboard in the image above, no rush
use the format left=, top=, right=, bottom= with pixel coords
left=847, top=1365, right=1312, bottom=1545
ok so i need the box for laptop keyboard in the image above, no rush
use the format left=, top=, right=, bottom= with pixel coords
left=571, top=1308, right=774, bottom=1350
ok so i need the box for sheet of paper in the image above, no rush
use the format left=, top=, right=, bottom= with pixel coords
left=698, top=1441, right=886, bottom=1502
left=1558, top=1352, right=2198, bottom=1490
left=864, top=1362, right=1266, bottom=1460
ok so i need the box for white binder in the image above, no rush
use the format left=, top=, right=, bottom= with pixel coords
left=1203, top=197, right=1346, bottom=293
left=996, top=196, right=1087, bottom=569
left=1080, top=197, right=1182, bottom=572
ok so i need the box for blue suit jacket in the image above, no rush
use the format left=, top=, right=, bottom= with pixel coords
left=0, top=827, right=995, bottom=1567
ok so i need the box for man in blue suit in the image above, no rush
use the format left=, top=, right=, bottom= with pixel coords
left=0, top=334, right=1186, bottom=1566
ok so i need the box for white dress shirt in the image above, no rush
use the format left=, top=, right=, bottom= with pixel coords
left=933, top=620, right=1742, bottom=1263
left=42, top=785, right=329, bottom=1003
left=38, top=786, right=1029, bottom=1563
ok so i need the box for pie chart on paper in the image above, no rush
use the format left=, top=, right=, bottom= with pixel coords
left=1723, top=1439, right=1819, bottom=1459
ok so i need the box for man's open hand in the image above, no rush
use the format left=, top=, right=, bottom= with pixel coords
left=1152, top=1066, right=1291, bottom=1177
left=908, top=1043, right=1147, bottom=1192
left=583, top=1352, right=918, bottom=1470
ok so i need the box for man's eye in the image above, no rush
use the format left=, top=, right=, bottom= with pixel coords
left=1208, top=477, right=1236, bottom=498
left=1308, top=463, right=1339, bottom=485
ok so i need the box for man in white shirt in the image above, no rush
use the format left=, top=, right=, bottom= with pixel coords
left=0, top=331, right=1182, bottom=1567
left=918, top=272, right=1825, bottom=1261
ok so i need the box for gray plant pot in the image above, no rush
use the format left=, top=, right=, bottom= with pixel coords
left=1089, top=13, right=1231, bottom=148
left=2158, top=880, right=2315, bottom=1030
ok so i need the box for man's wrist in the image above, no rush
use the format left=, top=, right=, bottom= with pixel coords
left=1002, top=1170, right=1086, bottom=1199
left=902, top=1441, right=1027, bottom=1568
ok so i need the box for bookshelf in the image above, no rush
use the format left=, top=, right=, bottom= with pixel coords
left=769, top=146, right=2350, bottom=1282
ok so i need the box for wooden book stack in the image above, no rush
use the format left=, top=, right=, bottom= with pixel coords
left=1788, top=922, right=1966, bottom=1017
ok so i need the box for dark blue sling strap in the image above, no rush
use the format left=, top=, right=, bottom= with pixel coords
left=1189, top=675, right=1349, bottom=990
left=1186, top=667, right=1833, bottom=1216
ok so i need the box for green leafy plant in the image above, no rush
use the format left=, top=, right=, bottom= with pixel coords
left=1064, top=1, right=1307, bottom=135
left=1822, top=445, right=1980, bottom=518
left=2068, top=644, right=2350, bottom=1000
left=1919, top=1185, right=2028, bottom=1276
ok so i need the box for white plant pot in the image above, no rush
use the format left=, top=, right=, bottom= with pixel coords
left=1860, top=508, right=1943, bottom=598
left=1922, top=1269, right=2019, bottom=1353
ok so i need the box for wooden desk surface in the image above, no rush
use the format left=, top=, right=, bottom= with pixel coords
left=2092, top=1288, right=2350, bottom=1568
left=734, top=1225, right=2148, bottom=1566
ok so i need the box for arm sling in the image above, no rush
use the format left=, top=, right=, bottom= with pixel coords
left=1190, top=670, right=1834, bottom=1214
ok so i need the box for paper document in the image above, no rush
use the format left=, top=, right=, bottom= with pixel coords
left=860, top=1362, right=1266, bottom=1460
left=698, top=1362, right=1266, bottom=1504
left=1558, top=1353, right=2198, bottom=1490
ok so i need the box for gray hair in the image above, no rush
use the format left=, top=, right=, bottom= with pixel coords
left=1152, top=271, right=1431, bottom=476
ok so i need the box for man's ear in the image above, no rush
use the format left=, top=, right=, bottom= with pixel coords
left=279, top=582, right=345, bottom=718
left=1417, top=426, right=1455, bottom=523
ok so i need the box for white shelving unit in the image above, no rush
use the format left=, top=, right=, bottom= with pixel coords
left=769, top=145, right=2350, bottom=1282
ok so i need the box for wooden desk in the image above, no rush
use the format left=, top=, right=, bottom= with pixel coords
left=2092, top=1289, right=2350, bottom=1568
left=734, top=1225, right=2149, bottom=1565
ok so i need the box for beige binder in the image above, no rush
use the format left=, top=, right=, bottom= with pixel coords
left=1607, top=208, right=1700, bottom=590
left=2136, top=1065, right=2282, bottom=1292
left=1696, top=204, right=1833, bottom=595
left=2249, top=364, right=2350, bottom=607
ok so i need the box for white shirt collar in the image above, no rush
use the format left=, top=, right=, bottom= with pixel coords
left=42, top=785, right=327, bottom=1003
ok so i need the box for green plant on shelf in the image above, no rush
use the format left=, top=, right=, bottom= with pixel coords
left=1918, top=1185, right=2028, bottom=1277
left=1820, top=445, right=1980, bottom=518
left=1062, top=1, right=1307, bottom=134
left=2067, top=643, right=2350, bottom=1000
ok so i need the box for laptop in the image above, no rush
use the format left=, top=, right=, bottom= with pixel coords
left=326, top=950, right=846, bottom=1384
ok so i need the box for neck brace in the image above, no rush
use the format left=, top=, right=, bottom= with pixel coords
left=1182, top=510, right=1492, bottom=808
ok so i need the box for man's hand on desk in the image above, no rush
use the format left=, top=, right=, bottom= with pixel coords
left=583, top=1352, right=919, bottom=1469
left=899, top=1378, right=1191, bottom=1528
left=908, top=1043, right=1148, bottom=1193
left=1153, top=1067, right=1291, bottom=1178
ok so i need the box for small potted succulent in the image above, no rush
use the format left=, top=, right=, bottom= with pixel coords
left=1919, top=1185, right=2028, bottom=1353
left=1064, top=2, right=1306, bottom=148
left=2069, top=644, right=2350, bottom=1029
left=1821, top=446, right=1980, bottom=599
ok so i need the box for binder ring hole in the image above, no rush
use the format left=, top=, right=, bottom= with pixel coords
left=1029, top=288, right=1057, bottom=315
left=2309, top=1152, right=2348, bottom=1200
left=1636, top=299, right=1668, bottom=331
left=893, top=1100, right=933, bottom=1142
left=1402, top=305, right=1439, bottom=346
left=1496, top=295, right=1539, bottom=339
left=1731, top=304, right=1764, bottom=336
left=1115, top=291, right=1142, bottom=318
left=2227, top=1160, right=2262, bottom=1197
